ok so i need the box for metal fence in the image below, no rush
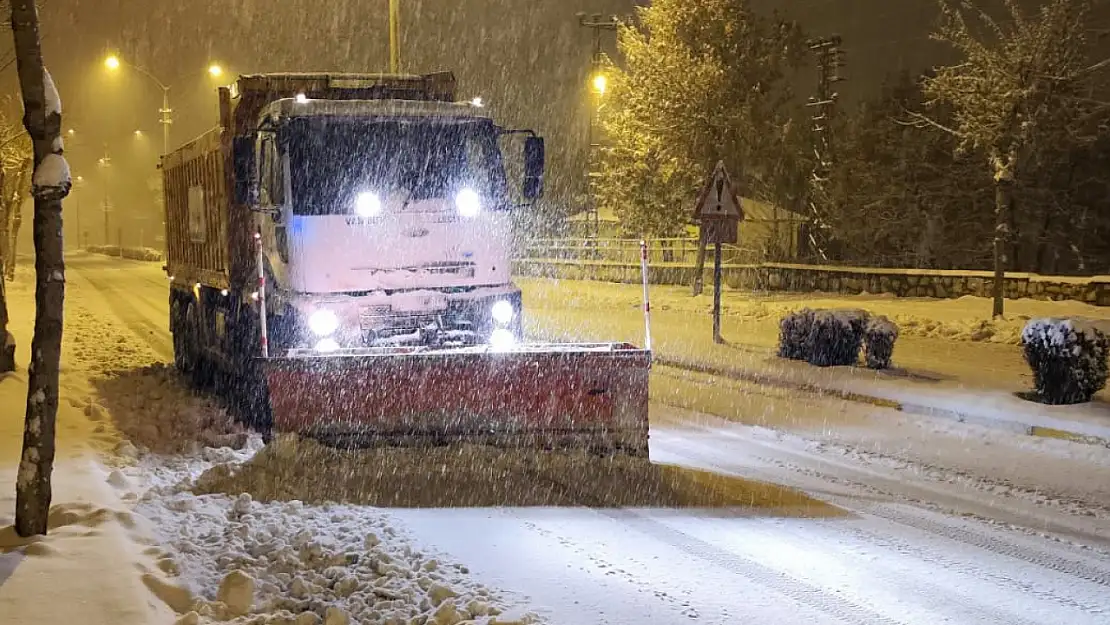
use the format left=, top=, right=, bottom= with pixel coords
left=519, top=238, right=761, bottom=265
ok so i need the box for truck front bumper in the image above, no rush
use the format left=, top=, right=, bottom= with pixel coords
left=284, top=285, right=523, bottom=351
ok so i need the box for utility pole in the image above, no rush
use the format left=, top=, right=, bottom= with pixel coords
left=160, top=86, right=171, bottom=156
left=578, top=12, right=619, bottom=240
left=98, top=149, right=111, bottom=246
left=804, top=35, right=845, bottom=262
left=389, top=0, right=401, bottom=73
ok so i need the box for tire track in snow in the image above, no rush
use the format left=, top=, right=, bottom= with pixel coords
left=598, top=510, right=905, bottom=625
left=835, top=521, right=1107, bottom=616
left=655, top=421, right=1110, bottom=552
left=517, top=519, right=707, bottom=621
left=858, top=503, right=1110, bottom=589
left=531, top=472, right=905, bottom=625
left=72, top=267, right=174, bottom=361
left=657, top=435, right=1110, bottom=592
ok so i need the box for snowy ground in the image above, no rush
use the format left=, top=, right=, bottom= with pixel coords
left=517, top=276, right=1110, bottom=345
left=520, top=276, right=1110, bottom=439
left=2, top=253, right=1109, bottom=625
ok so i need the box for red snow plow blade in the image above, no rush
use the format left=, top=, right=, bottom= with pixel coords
left=261, top=343, right=651, bottom=456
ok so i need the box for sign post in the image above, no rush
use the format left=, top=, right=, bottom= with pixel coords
left=693, top=161, right=744, bottom=344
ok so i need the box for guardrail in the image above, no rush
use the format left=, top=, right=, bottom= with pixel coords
left=521, top=238, right=761, bottom=265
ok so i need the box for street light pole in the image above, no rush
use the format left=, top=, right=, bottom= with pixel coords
left=389, top=0, right=400, bottom=73
left=99, top=153, right=111, bottom=247
left=578, top=13, right=619, bottom=240
left=160, top=85, right=171, bottom=156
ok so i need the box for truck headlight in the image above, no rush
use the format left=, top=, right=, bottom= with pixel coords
left=314, top=338, right=340, bottom=353
left=308, top=309, right=339, bottom=336
left=489, top=328, right=516, bottom=352
left=355, top=191, right=382, bottom=217
left=491, top=299, right=514, bottom=325
left=456, top=188, right=481, bottom=218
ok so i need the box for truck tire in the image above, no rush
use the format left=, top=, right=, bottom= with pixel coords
left=231, top=306, right=273, bottom=441
left=171, top=298, right=195, bottom=375
left=185, top=300, right=214, bottom=389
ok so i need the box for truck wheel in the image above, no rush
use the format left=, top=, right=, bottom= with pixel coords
left=185, top=300, right=214, bottom=389
left=171, top=299, right=195, bottom=375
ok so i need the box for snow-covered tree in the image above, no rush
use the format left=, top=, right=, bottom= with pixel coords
left=0, top=105, right=30, bottom=372
left=595, top=0, right=807, bottom=238
left=827, top=71, right=995, bottom=269
left=11, top=0, right=71, bottom=538
left=909, top=0, right=1105, bottom=317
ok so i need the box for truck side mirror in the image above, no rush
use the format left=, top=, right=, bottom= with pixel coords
left=522, top=136, right=545, bottom=200
left=232, top=136, right=256, bottom=206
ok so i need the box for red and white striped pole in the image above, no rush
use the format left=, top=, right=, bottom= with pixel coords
left=255, top=229, right=269, bottom=358
left=640, top=239, right=652, bottom=351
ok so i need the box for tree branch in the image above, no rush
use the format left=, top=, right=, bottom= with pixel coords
left=898, top=108, right=964, bottom=137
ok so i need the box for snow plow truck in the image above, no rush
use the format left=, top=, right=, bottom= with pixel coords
left=162, top=72, right=651, bottom=455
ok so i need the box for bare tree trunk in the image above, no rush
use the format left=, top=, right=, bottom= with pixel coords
left=5, top=157, right=30, bottom=280
left=0, top=166, right=11, bottom=372
left=991, top=175, right=1013, bottom=319
left=0, top=170, right=9, bottom=281
left=11, top=0, right=70, bottom=538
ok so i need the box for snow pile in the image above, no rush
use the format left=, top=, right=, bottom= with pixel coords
left=65, top=298, right=160, bottom=375
left=893, top=312, right=1022, bottom=344
left=863, top=315, right=899, bottom=370
left=85, top=245, right=164, bottom=262
left=137, top=485, right=536, bottom=625
left=188, top=435, right=824, bottom=511
left=1021, top=317, right=1110, bottom=405
left=91, top=364, right=247, bottom=455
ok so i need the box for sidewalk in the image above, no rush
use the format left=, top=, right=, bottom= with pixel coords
left=519, top=278, right=1110, bottom=446
left=0, top=267, right=174, bottom=625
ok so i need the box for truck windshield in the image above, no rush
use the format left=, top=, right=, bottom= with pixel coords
left=285, top=118, right=508, bottom=216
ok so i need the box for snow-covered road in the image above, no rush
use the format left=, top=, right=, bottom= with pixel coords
left=72, top=253, right=1110, bottom=625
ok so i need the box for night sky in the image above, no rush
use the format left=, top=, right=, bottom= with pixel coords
left=6, top=0, right=1109, bottom=246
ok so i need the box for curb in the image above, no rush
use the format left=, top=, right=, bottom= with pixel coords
left=654, top=357, right=1110, bottom=449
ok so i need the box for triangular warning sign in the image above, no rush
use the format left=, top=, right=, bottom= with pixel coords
left=693, top=161, right=744, bottom=221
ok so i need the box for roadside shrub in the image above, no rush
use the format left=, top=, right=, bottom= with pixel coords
left=1021, top=318, right=1110, bottom=405
left=805, top=309, right=867, bottom=367
left=778, top=308, right=815, bottom=360
left=864, top=315, right=899, bottom=370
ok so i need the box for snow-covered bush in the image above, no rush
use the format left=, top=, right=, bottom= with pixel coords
left=805, top=309, right=867, bottom=367
left=864, top=315, right=899, bottom=370
left=1021, top=318, right=1110, bottom=404
left=778, top=308, right=815, bottom=360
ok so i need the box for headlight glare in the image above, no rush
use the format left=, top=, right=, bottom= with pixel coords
left=489, top=328, right=516, bottom=352
left=491, top=300, right=515, bottom=325
left=456, top=188, right=481, bottom=217
left=314, top=338, right=340, bottom=353
left=308, top=309, right=340, bottom=336
left=355, top=191, right=382, bottom=217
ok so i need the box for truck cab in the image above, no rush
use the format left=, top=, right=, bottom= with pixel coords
left=246, top=94, right=544, bottom=353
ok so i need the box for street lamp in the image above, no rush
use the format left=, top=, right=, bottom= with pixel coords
left=103, top=54, right=225, bottom=156
left=592, top=73, right=608, bottom=95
